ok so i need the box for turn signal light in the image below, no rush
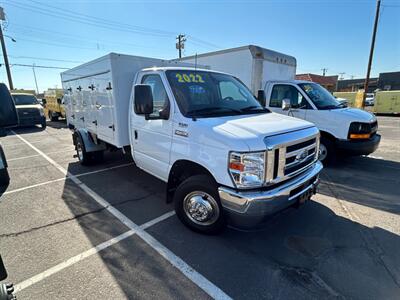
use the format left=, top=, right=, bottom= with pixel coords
left=229, top=162, right=245, bottom=172
left=350, top=133, right=370, bottom=139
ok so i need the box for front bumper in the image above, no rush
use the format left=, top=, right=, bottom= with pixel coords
left=18, top=116, right=45, bottom=126
left=218, top=161, right=323, bottom=228
left=336, top=134, right=381, bottom=155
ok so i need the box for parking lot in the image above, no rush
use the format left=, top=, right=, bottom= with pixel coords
left=0, top=116, right=399, bottom=299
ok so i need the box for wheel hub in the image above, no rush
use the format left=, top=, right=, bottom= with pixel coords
left=76, top=143, right=84, bottom=161
left=183, top=192, right=219, bottom=225
left=319, top=143, right=327, bottom=161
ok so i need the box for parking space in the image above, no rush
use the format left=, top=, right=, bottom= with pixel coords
left=0, top=116, right=399, bottom=299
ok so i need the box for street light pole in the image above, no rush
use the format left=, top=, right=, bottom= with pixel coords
left=32, top=64, right=39, bottom=94
left=0, top=7, right=13, bottom=90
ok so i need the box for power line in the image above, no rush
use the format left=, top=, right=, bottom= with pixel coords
left=4, top=0, right=219, bottom=49
left=8, top=63, right=69, bottom=70
left=8, top=55, right=83, bottom=64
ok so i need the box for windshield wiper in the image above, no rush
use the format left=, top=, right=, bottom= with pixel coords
left=187, top=107, right=242, bottom=116
left=240, top=106, right=269, bottom=113
left=319, top=105, right=340, bottom=110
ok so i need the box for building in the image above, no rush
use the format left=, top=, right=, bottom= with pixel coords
left=378, top=71, right=400, bottom=90
left=295, top=73, right=338, bottom=92
left=336, top=78, right=378, bottom=92
left=336, top=71, right=400, bottom=92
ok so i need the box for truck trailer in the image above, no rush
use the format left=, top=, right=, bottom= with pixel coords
left=61, top=53, right=322, bottom=233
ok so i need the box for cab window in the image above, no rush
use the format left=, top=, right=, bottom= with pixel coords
left=141, top=74, right=170, bottom=118
left=270, top=84, right=311, bottom=109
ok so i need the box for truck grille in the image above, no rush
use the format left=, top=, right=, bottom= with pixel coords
left=265, top=136, right=319, bottom=185
left=17, top=108, right=40, bottom=119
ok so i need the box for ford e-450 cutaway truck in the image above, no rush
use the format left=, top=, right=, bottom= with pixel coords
left=61, top=53, right=322, bottom=233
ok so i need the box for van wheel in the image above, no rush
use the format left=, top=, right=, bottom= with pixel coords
left=41, top=120, right=47, bottom=129
left=75, top=135, right=91, bottom=165
left=319, top=137, right=335, bottom=166
left=174, top=175, right=225, bottom=234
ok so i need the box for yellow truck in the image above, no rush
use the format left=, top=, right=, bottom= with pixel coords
left=43, top=88, right=65, bottom=121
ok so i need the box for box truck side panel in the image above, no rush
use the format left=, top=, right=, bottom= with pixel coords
left=262, top=60, right=296, bottom=86
left=180, top=49, right=254, bottom=89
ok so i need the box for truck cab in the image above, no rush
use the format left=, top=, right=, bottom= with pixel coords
left=264, top=80, right=380, bottom=164
left=129, top=68, right=322, bottom=232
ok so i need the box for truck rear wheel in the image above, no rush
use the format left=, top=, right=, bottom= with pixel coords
left=174, top=175, right=225, bottom=234
left=76, top=135, right=91, bottom=165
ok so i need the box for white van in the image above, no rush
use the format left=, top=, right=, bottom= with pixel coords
left=178, top=45, right=381, bottom=164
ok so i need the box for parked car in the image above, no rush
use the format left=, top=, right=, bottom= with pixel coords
left=178, top=45, right=381, bottom=164
left=365, top=93, right=375, bottom=106
left=61, top=53, right=323, bottom=233
left=0, top=83, right=19, bottom=188
left=11, top=93, right=46, bottom=129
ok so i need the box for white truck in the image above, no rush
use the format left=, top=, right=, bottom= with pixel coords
left=61, top=53, right=322, bottom=233
left=179, top=45, right=381, bottom=164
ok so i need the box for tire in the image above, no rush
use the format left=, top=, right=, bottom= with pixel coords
left=75, top=134, right=91, bottom=165
left=49, top=110, right=58, bottom=121
left=319, top=137, right=335, bottom=166
left=174, top=174, right=225, bottom=234
left=41, top=120, right=47, bottom=129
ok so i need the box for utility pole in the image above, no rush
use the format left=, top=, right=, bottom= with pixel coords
left=363, top=0, right=381, bottom=108
left=176, top=34, right=186, bottom=58
left=321, top=68, right=328, bottom=76
left=0, top=7, right=13, bottom=90
left=32, top=64, right=39, bottom=94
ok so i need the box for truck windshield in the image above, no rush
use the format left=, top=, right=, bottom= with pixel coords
left=166, top=70, right=268, bottom=118
left=12, top=95, right=39, bottom=106
left=299, top=83, right=344, bottom=110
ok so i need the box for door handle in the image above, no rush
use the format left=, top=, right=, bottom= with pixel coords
left=134, top=130, right=138, bottom=139
left=95, top=103, right=102, bottom=109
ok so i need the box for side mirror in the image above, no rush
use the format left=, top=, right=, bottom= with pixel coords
left=282, top=98, right=291, bottom=111
left=57, top=98, right=62, bottom=104
left=0, top=83, right=18, bottom=129
left=134, top=84, right=153, bottom=117
left=0, top=255, right=7, bottom=281
left=257, top=90, right=266, bottom=107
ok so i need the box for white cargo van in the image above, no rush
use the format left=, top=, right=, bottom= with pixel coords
left=61, top=53, right=322, bottom=233
left=179, top=45, right=381, bottom=164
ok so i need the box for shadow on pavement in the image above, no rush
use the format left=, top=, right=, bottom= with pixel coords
left=59, top=153, right=400, bottom=299
left=319, top=156, right=400, bottom=215
left=46, top=120, right=68, bottom=130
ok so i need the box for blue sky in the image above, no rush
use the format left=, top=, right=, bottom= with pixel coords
left=1, top=0, right=399, bottom=92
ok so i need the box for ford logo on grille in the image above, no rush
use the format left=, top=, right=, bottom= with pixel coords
left=295, top=149, right=308, bottom=162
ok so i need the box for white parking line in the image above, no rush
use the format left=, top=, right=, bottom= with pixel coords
left=7, top=149, right=75, bottom=162
left=14, top=211, right=176, bottom=293
left=12, top=132, right=232, bottom=299
left=3, top=163, right=134, bottom=195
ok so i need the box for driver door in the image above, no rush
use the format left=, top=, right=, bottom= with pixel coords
left=268, top=84, right=311, bottom=120
left=131, top=72, right=173, bottom=181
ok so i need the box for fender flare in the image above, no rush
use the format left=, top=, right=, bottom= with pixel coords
left=73, top=129, right=106, bottom=153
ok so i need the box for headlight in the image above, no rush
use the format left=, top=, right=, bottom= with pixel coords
left=348, top=122, right=371, bottom=139
left=39, top=107, right=44, bottom=116
left=229, top=151, right=265, bottom=188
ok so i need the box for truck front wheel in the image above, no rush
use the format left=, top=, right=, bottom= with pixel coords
left=174, top=175, right=225, bottom=234
left=319, top=137, right=335, bottom=166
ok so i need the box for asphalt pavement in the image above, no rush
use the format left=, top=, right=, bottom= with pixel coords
left=0, top=116, right=399, bottom=299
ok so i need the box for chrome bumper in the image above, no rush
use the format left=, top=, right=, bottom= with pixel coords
left=218, top=161, right=323, bottom=228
